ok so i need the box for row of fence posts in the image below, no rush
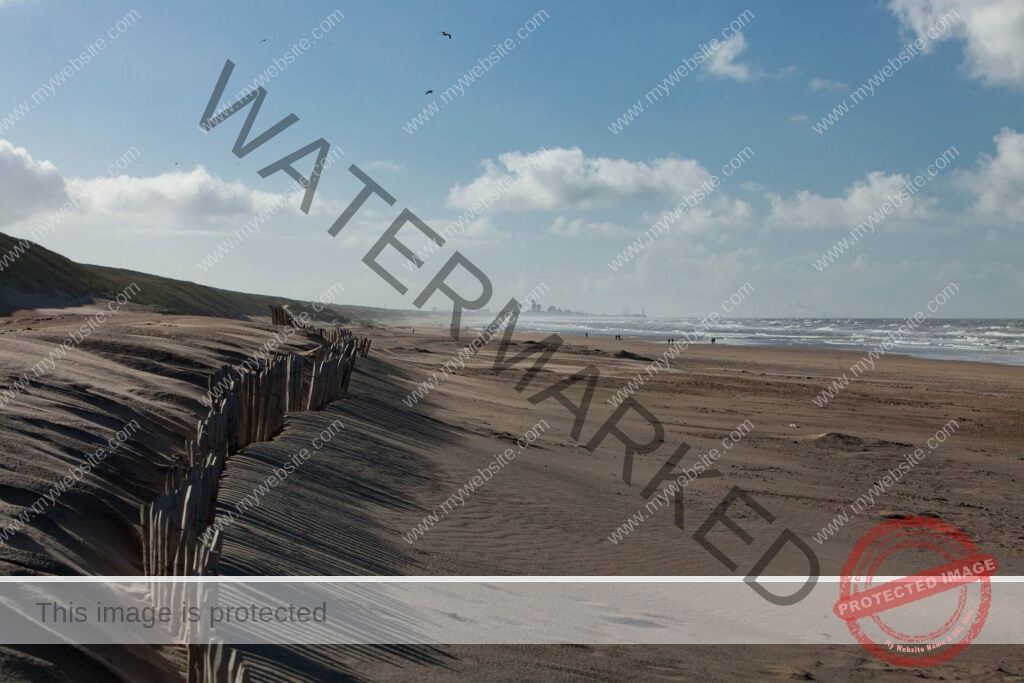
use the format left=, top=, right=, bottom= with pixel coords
left=138, top=306, right=371, bottom=682
left=269, top=303, right=352, bottom=345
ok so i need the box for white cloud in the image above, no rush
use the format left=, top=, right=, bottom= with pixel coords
left=638, top=197, right=755, bottom=237
left=958, top=128, right=1024, bottom=224
left=2, top=142, right=298, bottom=237
left=809, top=77, right=848, bottom=93
left=888, top=0, right=1024, bottom=87
left=547, top=216, right=630, bottom=238
left=789, top=114, right=809, bottom=123
left=0, top=139, right=68, bottom=227
left=707, top=33, right=756, bottom=82
left=766, top=171, right=934, bottom=230
left=66, top=166, right=283, bottom=227
left=448, top=147, right=710, bottom=211
left=456, top=214, right=506, bottom=242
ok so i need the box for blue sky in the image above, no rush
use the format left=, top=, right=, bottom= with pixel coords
left=1, top=0, right=1022, bottom=317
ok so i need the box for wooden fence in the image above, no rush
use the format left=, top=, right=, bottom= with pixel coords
left=139, top=310, right=370, bottom=682
left=269, top=303, right=352, bottom=345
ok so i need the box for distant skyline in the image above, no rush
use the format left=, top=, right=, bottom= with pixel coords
left=1, top=0, right=1022, bottom=317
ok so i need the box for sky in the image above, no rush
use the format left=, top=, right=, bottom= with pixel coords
left=1, top=0, right=1022, bottom=318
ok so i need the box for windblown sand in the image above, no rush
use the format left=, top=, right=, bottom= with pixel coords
left=0, top=305, right=323, bottom=681
left=214, top=324, right=1024, bottom=681
left=1, top=310, right=1021, bottom=680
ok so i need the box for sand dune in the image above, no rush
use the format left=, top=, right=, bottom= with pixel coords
left=0, top=306, right=324, bottom=680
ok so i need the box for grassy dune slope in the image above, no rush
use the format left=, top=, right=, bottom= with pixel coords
left=0, top=232, right=348, bottom=321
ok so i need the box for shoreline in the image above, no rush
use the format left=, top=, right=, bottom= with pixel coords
left=442, top=313, right=1024, bottom=368
left=627, top=337, right=1024, bottom=368
left=386, top=321, right=1024, bottom=372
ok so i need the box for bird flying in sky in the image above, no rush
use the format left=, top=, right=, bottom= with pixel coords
left=440, top=31, right=452, bottom=40
left=257, top=38, right=269, bottom=45
left=424, top=90, right=433, bottom=95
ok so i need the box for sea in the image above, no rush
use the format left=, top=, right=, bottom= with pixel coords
left=463, top=315, right=1024, bottom=367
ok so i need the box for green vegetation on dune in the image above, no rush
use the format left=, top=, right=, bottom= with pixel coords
left=0, top=232, right=349, bottom=322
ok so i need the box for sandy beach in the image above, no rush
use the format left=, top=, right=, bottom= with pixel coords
left=3, top=307, right=1020, bottom=679
left=209, top=322, right=1024, bottom=680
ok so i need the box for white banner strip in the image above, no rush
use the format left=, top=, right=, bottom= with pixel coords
left=3, top=576, right=1024, bottom=583
left=0, top=580, right=1019, bottom=645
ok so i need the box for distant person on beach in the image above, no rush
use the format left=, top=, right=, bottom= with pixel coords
left=711, top=337, right=716, bottom=344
